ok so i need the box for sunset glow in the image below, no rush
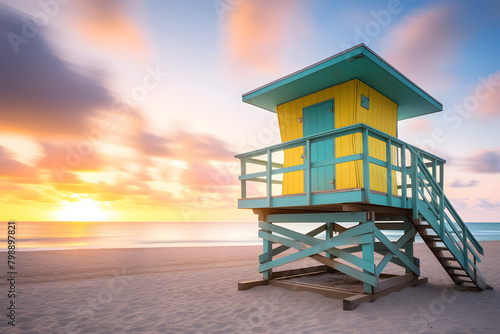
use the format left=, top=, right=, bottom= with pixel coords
left=56, top=198, right=110, bottom=222
left=0, top=1, right=499, bottom=222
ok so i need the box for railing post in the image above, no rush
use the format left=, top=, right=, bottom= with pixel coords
left=439, top=190, right=445, bottom=237
left=362, top=128, right=370, bottom=203
left=401, top=146, right=407, bottom=208
left=430, top=160, right=437, bottom=209
left=411, top=153, right=418, bottom=219
left=305, top=140, right=312, bottom=205
left=386, top=138, right=392, bottom=206
left=463, top=228, right=468, bottom=273
left=439, top=161, right=445, bottom=190
left=267, top=149, right=272, bottom=207
left=241, top=158, right=247, bottom=199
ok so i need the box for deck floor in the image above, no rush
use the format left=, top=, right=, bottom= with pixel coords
left=239, top=187, right=407, bottom=213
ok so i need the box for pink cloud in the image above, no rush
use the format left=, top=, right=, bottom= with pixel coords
left=400, top=118, right=433, bottom=134
left=167, top=129, right=235, bottom=163
left=473, top=71, right=500, bottom=118
left=0, top=146, right=39, bottom=182
left=221, top=0, right=306, bottom=74
left=64, top=0, right=148, bottom=58
left=37, top=141, right=108, bottom=173
left=382, top=4, right=464, bottom=94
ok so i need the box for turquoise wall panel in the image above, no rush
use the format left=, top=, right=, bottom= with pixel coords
left=303, top=99, right=335, bottom=191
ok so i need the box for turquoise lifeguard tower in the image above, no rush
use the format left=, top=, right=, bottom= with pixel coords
left=236, top=44, right=489, bottom=309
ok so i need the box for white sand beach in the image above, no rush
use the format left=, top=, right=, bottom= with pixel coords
left=2, top=242, right=499, bottom=334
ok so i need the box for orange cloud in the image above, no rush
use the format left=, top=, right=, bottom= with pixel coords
left=382, top=5, right=464, bottom=94
left=66, top=0, right=147, bottom=58
left=37, top=142, right=108, bottom=174
left=0, top=146, right=39, bottom=182
left=222, top=0, right=305, bottom=73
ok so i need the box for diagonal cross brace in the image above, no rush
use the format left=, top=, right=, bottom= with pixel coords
left=258, top=224, right=326, bottom=264
left=259, top=221, right=373, bottom=245
left=375, top=229, right=420, bottom=275
left=259, top=234, right=373, bottom=272
left=258, top=221, right=375, bottom=272
left=376, top=226, right=417, bottom=276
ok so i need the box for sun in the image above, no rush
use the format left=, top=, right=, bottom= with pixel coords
left=56, top=198, right=109, bottom=222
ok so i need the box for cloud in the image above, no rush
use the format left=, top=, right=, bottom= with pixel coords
left=449, top=179, right=477, bottom=188
left=0, top=146, right=39, bottom=181
left=37, top=141, right=108, bottom=173
left=180, top=162, right=237, bottom=190
left=136, top=131, right=170, bottom=156
left=476, top=198, right=500, bottom=209
left=169, top=129, right=235, bottom=163
left=471, top=71, right=500, bottom=118
left=221, top=0, right=306, bottom=73
left=382, top=4, right=464, bottom=94
left=64, top=0, right=147, bottom=58
left=466, top=149, right=500, bottom=173
left=400, top=118, right=433, bottom=134
left=0, top=6, right=113, bottom=138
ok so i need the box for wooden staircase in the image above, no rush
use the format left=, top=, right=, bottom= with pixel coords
left=408, top=147, right=491, bottom=290
left=412, top=218, right=488, bottom=289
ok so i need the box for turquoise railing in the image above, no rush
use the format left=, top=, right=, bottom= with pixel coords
left=409, top=145, right=483, bottom=280
left=236, top=123, right=444, bottom=206
left=236, top=123, right=484, bottom=284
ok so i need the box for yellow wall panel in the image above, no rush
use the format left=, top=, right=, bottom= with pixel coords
left=354, top=80, right=398, bottom=195
left=277, top=78, right=398, bottom=196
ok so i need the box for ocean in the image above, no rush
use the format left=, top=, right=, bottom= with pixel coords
left=3, top=221, right=500, bottom=251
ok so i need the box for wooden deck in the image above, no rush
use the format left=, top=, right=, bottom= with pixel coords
left=238, top=188, right=408, bottom=210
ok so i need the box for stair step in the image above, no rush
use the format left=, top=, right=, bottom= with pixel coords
left=423, top=235, right=441, bottom=240
left=440, top=257, right=457, bottom=261
left=455, top=278, right=474, bottom=283
left=446, top=265, right=464, bottom=271
left=431, top=247, right=448, bottom=251
left=452, top=273, right=470, bottom=278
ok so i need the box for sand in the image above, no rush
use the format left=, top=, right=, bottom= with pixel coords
left=1, top=242, right=499, bottom=334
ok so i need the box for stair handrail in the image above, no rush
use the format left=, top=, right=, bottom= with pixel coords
left=407, top=146, right=484, bottom=260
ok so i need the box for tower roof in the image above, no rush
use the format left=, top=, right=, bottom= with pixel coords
left=242, top=44, right=442, bottom=121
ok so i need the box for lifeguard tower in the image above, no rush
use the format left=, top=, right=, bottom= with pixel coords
left=236, top=44, right=489, bottom=310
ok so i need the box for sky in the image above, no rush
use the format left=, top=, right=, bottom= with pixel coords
left=0, top=0, right=499, bottom=222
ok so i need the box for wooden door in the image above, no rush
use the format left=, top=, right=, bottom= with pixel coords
left=303, top=99, right=335, bottom=191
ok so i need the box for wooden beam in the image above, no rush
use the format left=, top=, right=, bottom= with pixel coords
left=266, top=211, right=373, bottom=223
left=333, top=223, right=348, bottom=232
left=343, top=277, right=428, bottom=310
left=259, top=234, right=373, bottom=272
left=310, top=254, right=377, bottom=287
left=272, top=265, right=334, bottom=279
left=258, top=230, right=303, bottom=250
left=375, top=222, right=405, bottom=230
left=269, top=280, right=358, bottom=299
left=238, top=280, right=268, bottom=291
left=373, top=273, right=418, bottom=293
left=258, top=224, right=326, bottom=263
left=375, top=229, right=420, bottom=275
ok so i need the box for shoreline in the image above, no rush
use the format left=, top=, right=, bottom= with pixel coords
left=4, top=238, right=499, bottom=253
